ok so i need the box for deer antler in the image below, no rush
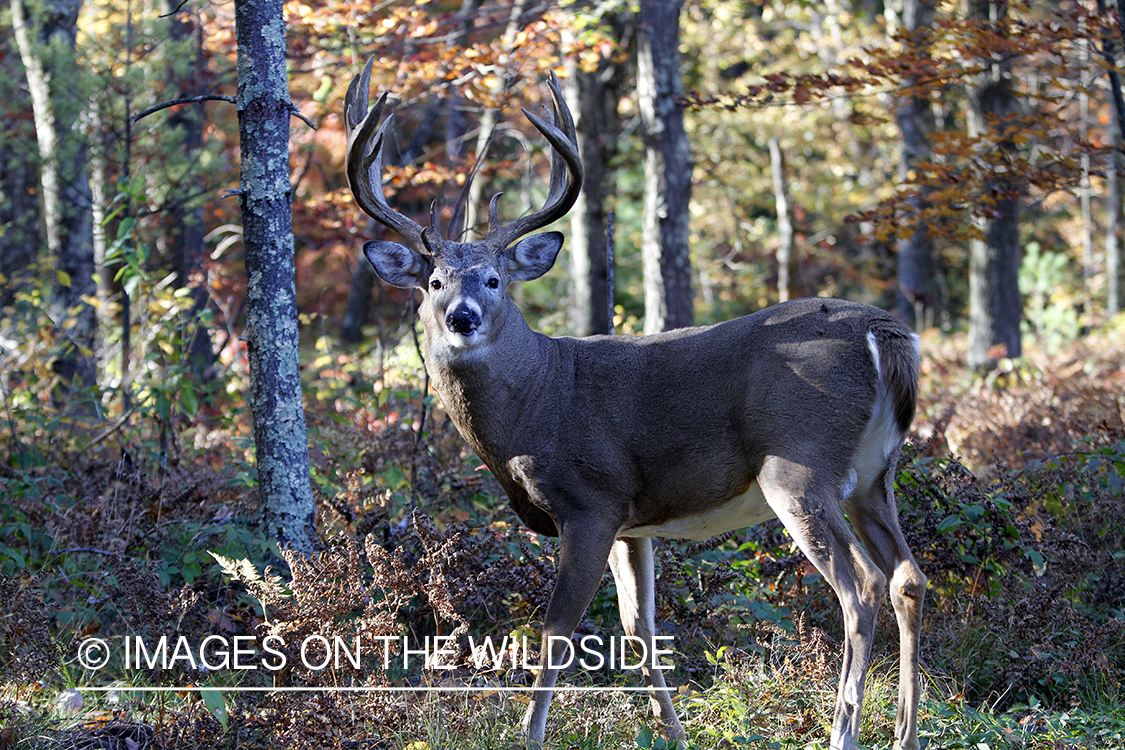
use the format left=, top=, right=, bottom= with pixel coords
left=345, top=59, right=583, bottom=255
left=484, top=71, right=584, bottom=252
left=344, top=56, right=429, bottom=251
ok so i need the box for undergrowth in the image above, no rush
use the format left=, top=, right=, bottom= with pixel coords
left=2, top=330, right=1125, bottom=749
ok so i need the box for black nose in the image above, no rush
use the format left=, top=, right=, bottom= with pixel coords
left=446, top=308, right=480, bottom=334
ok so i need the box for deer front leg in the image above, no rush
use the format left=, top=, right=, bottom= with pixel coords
left=522, top=519, right=619, bottom=748
left=608, top=537, right=684, bottom=741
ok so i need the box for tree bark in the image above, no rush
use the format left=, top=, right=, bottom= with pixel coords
left=234, top=0, right=317, bottom=553
left=967, top=82, right=1021, bottom=367
left=966, top=1, right=1022, bottom=368
left=1100, top=0, right=1125, bottom=316
left=163, top=1, right=215, bottom=376
left=1080, top=15, right=1096, bottom=313
left=1109, top=140, right=1124, bottom=318
left=564, top=34, right=623, bottom=337
left=894, top=0, right=938, bottom=327
left=340, top=239, right=377, bottom=345
left=11, top=0, right=97, bottom=394
left=638, top=0, right=693, bottom=334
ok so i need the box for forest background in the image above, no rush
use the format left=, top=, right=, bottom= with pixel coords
left=3, top=0, right=1125, bottom=748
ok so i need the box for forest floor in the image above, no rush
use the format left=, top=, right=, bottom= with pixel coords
left=2, top=327, right=1125, bottom=749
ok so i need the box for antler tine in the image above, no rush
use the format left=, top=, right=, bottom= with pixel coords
left=344, top=57, right=427, bottom=252
left=344, top=55, right=374, bottom=131
left=540, top=72, right=578, bottom=205
left=420, top=201, right=447, bottom=256
left=487, top=192, right=503, bottom=235
left=487, top=71, right=584, bottom=252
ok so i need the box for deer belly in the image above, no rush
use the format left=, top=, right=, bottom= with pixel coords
left=618, top=482, right=776, bottom=541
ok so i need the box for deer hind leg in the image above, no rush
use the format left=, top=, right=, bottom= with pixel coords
left=608, top=537, right=685, bottom=740
left=759, top=456, right=887, bottom=750
left=844, top=450, right=926, bottom=750
left=521, top=518, right=619, bottom=749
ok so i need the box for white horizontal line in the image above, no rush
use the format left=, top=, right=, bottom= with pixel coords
left=76, top=686, right=672, bottom=693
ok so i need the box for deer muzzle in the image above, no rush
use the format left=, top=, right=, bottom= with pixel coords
left=445, top=305, right=481, bottom=336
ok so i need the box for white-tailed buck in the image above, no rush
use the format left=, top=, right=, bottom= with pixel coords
left=344, top=58, right=926, bottom=750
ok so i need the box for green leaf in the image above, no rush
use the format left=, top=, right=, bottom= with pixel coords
left=115, top=217, right=136, bottom=241
left=181, top=386, right=199, bottom=418
left=201, top=689, right=229, bottom=731
left=936, top=515, right=962, bottom=533
left=1027, top=549, right=1046, bottom=576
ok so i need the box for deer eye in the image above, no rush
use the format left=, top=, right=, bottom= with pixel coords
left=430, top=279, right=442, bottom=291
left=486, top=277, right=500, bottom=289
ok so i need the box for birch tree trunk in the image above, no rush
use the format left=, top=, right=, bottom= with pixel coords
left=1080, top=17, right=1096, bottom=312
left=638, top=0, right=693, bottom=334
left=769, top=137, right=796, bottom=303
left=10, top=0, right=97, bottom=395
left=234, top=0, right=317, bottom=553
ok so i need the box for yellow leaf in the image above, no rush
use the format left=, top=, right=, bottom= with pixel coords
left=57, top=270, right=72, bottom=288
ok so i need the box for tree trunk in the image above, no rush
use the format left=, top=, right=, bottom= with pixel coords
left=0, top=27, right=40, bottom=308
left=895, top=0, right=938, bottom=327
left=769, top=137, right=796, bottom=303
left=11, top=0, right=97, bottom=394
left=967, top=78, right=1022, bottom=367
left=1100, top=0, right=1125, bottom=316
left=163, top=1, right=215, bottom=376
left=234, top=0, right=317, bottom=553
left=638, top=0, right=694, bottom=334
left=967, top=80, right=1022, bottom=367
left=1109, top=143, right=1124, bottom=318
left=1080, top=16, right=1096, bottom=313
left=341, top=238, right=377, bottom=345
left=564, top=35, right=623, bottom=337
left=966, top=0, right=1021, bottom=369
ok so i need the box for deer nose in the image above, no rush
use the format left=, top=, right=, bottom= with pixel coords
left=446, top=307, right=480, bottom=335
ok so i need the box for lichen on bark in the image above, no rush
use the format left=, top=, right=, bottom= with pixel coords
left=234, top=0, right=317, bottom=554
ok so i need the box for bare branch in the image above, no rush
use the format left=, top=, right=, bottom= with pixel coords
left=132, top=95, right=235, bottom=124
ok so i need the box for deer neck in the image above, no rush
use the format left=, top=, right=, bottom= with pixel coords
left=421, top=298, right=561, bottom=464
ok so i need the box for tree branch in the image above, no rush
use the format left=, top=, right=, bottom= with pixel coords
left=132, top=95, right=235, bottom=124
left=132, top=96, right=316, bottom=130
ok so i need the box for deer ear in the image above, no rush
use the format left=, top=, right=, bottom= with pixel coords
left=504, top=232, right=563, bottom=281
left=364, top=241, right=429, bottom=289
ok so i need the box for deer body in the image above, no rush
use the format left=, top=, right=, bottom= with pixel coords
left=345, top=61, right=926, bottom=750
left=424, top=294, right=912, bottom=542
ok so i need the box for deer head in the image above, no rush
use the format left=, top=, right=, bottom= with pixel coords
left=344, top=58, right=583, bottom=354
